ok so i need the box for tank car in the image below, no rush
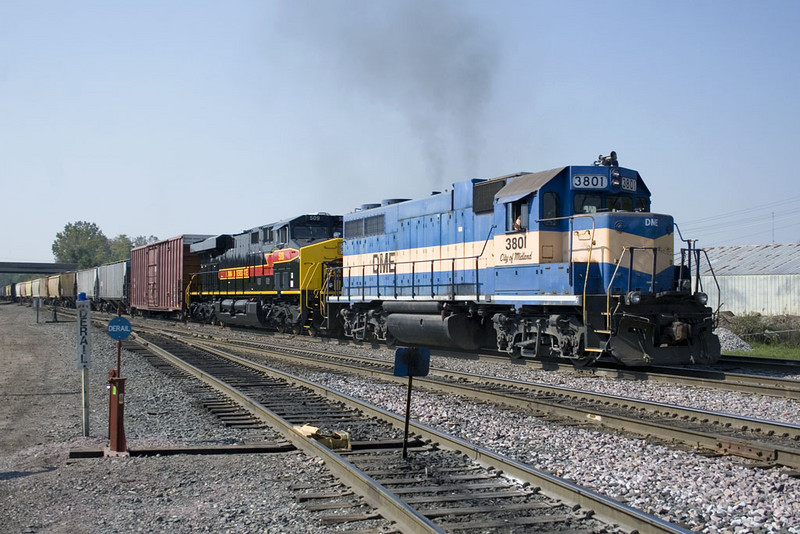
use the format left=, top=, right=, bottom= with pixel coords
left=328, top=153, right=720, bottom=367
left=187, top=213, right=343, bottom=335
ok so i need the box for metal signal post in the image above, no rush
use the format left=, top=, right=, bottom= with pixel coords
left=76, top=293, right=91, bottom=436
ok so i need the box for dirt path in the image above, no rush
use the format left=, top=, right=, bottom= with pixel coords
left=0, top=303, right=82, bottom=456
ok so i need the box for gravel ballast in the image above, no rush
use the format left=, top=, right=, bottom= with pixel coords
left=2, top=304, right=799, bottom=533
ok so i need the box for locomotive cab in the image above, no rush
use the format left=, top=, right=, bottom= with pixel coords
left=490, top=159, right=719, bottom=366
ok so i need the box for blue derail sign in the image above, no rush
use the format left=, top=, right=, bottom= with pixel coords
left=393, top=347, right=431, bottom=377
left=107, top=317, right=132, bottom=341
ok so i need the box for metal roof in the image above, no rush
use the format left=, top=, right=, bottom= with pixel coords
left=494, top=167, right=567, bottom=200
left=695, top=243, right=800, bottom=275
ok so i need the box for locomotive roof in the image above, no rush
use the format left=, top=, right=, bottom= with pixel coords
left=494, top=167, right=567, bottom=201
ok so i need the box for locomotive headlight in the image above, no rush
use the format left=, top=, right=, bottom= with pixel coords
left=626, top=291, right=642, bottom=305
left=695, top=292, right=709, bottom=305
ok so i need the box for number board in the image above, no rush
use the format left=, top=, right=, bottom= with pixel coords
left=572, top=174, right=608, bottom=189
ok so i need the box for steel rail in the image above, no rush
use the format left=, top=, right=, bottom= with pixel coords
left=130, top=332, right=446, bottom=534
left=186, top=335, right=800, bottom=469
left=146, top=331, right=694, bottom=534
left=601, top=366, right=800, bottom=400
left=470, top=352, right=800, bottom=400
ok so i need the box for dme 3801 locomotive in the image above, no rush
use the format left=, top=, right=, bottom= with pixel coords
left=328, top=152, right=719, bottom=366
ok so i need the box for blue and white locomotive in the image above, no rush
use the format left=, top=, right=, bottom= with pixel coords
left=329, top=152, right=720, bottom=367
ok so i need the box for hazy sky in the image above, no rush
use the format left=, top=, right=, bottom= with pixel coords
left=2, top=1, right=799, bottom=262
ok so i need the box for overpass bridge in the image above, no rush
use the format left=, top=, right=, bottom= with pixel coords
left=0, top=262, right=78, bottom=274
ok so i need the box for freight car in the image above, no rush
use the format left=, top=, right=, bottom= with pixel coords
left=97, top=260, right=130, bottom=313
left=130, top=235, right=210, bottom=318
left=186, top=213, right=343, bottom=335
left=328, top=153, right=720, bottom=367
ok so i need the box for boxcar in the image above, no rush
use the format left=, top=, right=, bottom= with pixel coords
left=97, top=260, right=130, bottom=312
left=130, top=235, right=210, bottom=318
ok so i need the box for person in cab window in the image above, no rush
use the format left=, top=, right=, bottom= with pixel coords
left=513, top=216, right=523, bottom=231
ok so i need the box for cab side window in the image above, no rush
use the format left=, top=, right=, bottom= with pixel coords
left=542, top=192, right=559, bottom=227
left=505, top=200, right=529, bottom=232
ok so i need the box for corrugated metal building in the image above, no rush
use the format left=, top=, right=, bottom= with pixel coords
left=696, top=243, right=800, bottom=315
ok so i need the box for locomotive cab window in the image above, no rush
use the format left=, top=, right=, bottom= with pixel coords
left=505, top=199, right=529, bottom=232
left=542, top=192, right=559, bottom=226
left=573, top=193, right=602, bottom=214
left=636, top=197, right=649, bottom=212
left=277, top=226, right=289, bottom=244
left=250, top=232, right=259, bottom=244
left=607, top=195, right=634, bottom=212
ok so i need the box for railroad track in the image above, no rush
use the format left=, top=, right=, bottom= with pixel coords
left=172, top=333, right=800, bottom=471
left=128, top=329, right=691, bottom=534
left=140, top=314, right=800, bottom=399
left=465, top=353, right=800, bottom=400
left=59, top=307, right=800, bottom=398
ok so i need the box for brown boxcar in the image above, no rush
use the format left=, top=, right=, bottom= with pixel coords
left=130, top=235, right=210, bottom=317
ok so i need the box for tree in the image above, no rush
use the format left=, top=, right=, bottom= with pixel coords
left=108, top=234, right=134, bottom=262
left=52, top=221, right=111, bottom=269
left=132, top=235, right=159, bottom=247
left=107, top=234, right=160, bottom=263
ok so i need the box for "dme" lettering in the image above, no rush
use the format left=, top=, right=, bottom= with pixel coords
left=372, top=252, right=396, bottom=274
